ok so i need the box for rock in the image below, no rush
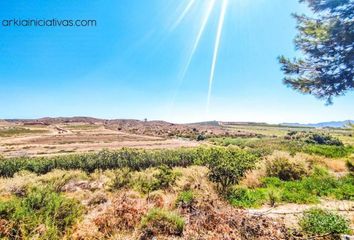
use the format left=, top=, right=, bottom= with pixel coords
left=341, top=235, right=354, bottom=240
left=61, top=180, right=91, bottom=192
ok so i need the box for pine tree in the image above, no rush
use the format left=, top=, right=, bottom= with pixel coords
left=279, top=0, right=354, bottom=104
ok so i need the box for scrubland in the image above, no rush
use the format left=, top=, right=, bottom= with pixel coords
left=0, top=120, right=353, bottom=239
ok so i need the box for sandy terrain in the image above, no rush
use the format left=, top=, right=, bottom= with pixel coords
left=0, top=121, right=200, bottom=157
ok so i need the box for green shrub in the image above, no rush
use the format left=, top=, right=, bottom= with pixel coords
left=109, top=167, right=132, bottom=191
left=262, top=177, right=283, bottom=188
left=303, top=145, right=353, bottom=158
left=140, top=208, right=185, bottom=236
left=287, top=132, right=343, bottom=146
left=133, top=166, right=178, bottom=195
left=153, top=165, right=177, bottom=190
left=227, top=187, right=267, bottom=208
left=266, top=157, right=308, bottom=181
left=0, top=147, right=259, bottom=178
left=300, top=208, right=350, bottom=235
left=267, top=188, right=281, bottom=207
left=134, top=174, right=157, bottom=195
left=0, top=187, right=83, bottom=239
left=0, top=148, right=200, bottom=177
left=334, top=183, right=354, bottom=201
left=176, top=190, right=195, bottom=207
left=305, top=133, right=343, bottom=146
left=301, top=174, right=338, bottom=197
left=281, top=181, right=319, bottom=204
left=207, top=148, right=259, bottom=192
left=311, top=165, right=330, bottom=177
left=196, top=134, right=206, bottom=141
left=334, top=175, right=354, bottom=200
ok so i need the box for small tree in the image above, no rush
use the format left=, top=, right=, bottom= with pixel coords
left=196, top=134, right=206, bottom=141
left=207, top=148, right=258, bottom=193
left=266, top=157, right=308, bottom=181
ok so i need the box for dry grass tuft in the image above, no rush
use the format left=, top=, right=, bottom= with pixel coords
left=147, top=191, right=165, bottom=208
left=323, top=159, right=347, bottom=173
left=240, top=169, right=265, bottom=189
left=182, top=197, right=289, bottom=240
left=88, top=192, right=108, bottom=206
left=93, top=194, right=147, bottom=236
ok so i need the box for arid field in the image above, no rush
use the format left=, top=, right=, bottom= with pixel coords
left=0, top=118, right=353, bottom=239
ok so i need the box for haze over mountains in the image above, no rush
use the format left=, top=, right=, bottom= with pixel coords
left=2, top=117, right=353, bottom=129
left=281, top=120, right=353, bottom=128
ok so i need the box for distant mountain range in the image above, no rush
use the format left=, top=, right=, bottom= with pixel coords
left=281, top=120, right=353, bottom=128
left=2, top=117, right=353, bottom=129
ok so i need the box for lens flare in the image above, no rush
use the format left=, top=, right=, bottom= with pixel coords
left=182, top=0, right=216, bottom=81
left=170, top=0, right=217, bottom=106
left=207, top=0, right=228, bottom=114
left=170, top=0, right=230, bottom=117
left=171, top=0, right=196, bottom=30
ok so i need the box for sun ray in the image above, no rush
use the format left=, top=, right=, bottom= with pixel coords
left=181, top=0, right=217, bottom=81
left=171, top=0, right=197, bottom=31
left=207, top=0, right=228, bottom=114
left=168, top=0, right=216, bottom=113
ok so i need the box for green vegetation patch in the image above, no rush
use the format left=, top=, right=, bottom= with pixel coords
left=209, top=136, right=353, bottom=158
left=229, top=168, right=354, bottom=207
left=176, top=190, right=196, bottom=206
left=287, top=131, right=344, bottom=146
left=0, top=147, right=260, bottom=178
left=133, top=165, right=179, bottom=194
left=109, top=167, right=133, bottom=191
left=64, top=124, right=100, bottom=130
left=0, top=187, right=83, bottom=240
left=227, top=187, right=268, bottom=208
left=303, top=144, right=354, bottom=158
left=263, top=168, right=354, bottom=203
left=141, top=208, right=185, bottom=236
left=0, top=127, right=48, bottom=137
left=300, top=208, right=351, bottom=236
left=209, top=137, right=304, bottom=156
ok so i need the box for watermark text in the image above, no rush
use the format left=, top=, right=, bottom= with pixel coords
left=1, top=18, right=97, bottom=27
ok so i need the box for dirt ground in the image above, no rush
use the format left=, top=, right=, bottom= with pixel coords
left=247, top=200, right=354, bottom=230
left=0, top=121, right=200, bottom=157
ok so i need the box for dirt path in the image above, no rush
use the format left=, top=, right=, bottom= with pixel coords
left=247, top=200, right=354, bottom=230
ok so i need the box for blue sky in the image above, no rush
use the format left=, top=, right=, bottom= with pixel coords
left=0, top=0, right=353, bottom=123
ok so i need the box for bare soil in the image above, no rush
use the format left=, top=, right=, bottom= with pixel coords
left=0, top=123, right=198, bottom=157
left=247, top=200, right=354, bottom=230
left=0, top=117, right=260, bottom=157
